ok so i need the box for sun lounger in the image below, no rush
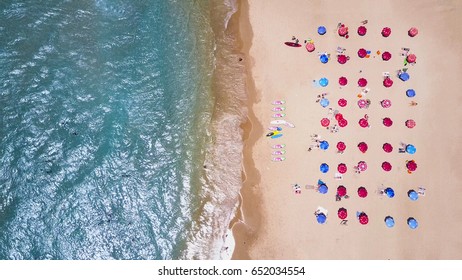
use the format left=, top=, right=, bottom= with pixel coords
left=334, top=172, right=343, bottom=180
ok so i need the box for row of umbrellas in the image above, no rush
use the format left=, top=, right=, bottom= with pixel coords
left=317, top=25, right=418, bottom=37
left=318, top=50, right=416, bottom=64
left=316, top=210, right=419, bottom=229
left=316, top=140, right=416, bottom=154
left=321, top=116, right=416, bottom=128
left=320, top=160, right=417, bottom=173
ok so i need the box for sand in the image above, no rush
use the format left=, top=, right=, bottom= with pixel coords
left=232, top=0, right=462, bottom=259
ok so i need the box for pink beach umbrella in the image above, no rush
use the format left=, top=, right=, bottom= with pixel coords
left=337, top=141, right=346, bottom=152
left=382, top=161, right=392, bottom=172
left=357, top=48, right=367, bottom=58
left=407, top=54, right=417, bottom=63
left=381, top=99, right=392, bottom=108
left=406, top=119, right=416, bottom=128
left=358, top=142, right=368, bottom=153
left=339, top=76, right=348, bottom=86
left=408, top=27, right=419, bottom=37
left=383, top=143, right=393, bottom=153
left=338, top=207, right=348, bottom=220
left=306, top=42, right=315, bottom=52
left=338, top=163, right=347, bottom=174
left=359, top=212, right=369, bottom=224
left=359, top=118, right=369, bottom=128
left=357, top=99, right=368, bottom=109
left=338, top=25, right=348, bottom=36
left=357, top=161, right=367, bottom=171
left=382, top=27, right=392, bottom=37
left=337, top=186, right=347, bottom=197
left=383, top=77, right=393, bottom=87
left=321, top=118, right=330, bottom=127
left=338, top=98, right=347, bottom=107
left=337, top=54, right=348, bottom=64
left=338, top=118, right=348, bottom=128
left=383, top=117, right=393, bottom=127
left=358, top=78, right=368, bottom=87
left=406, top=160, right=418, bottom=172
left=335, top=113, right=343, bottom=121
left=357, top=26, right=367, bottom=36
left=358, top=187, right=368, bottom=198
left=382, top=51, right=392, bottom=61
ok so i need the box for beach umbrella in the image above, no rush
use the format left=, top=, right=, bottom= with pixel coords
left=407, top=217, right=418, bottom=229
left=406, top=119, right=416, bottom=128
left=381, top=27, right=392, bottom=37
left=358, top=187, right=368, bottom=198
left=320, top=98, right=330, bottom=107
left=381, top=99, right=392, bottom=108
left=407, top=54, right=416, bottom=63
left=318, top=26, right=327, bottom=35
left=382, top=161, right=392, bottom=172
left=338, top=98, right=347, bottom=107
left=306, top=42, right=315, bottom=52
left=382, top=51, right=392, bottom=61
left=357, top=48, right=367, bottom=58
left=383, top=143, right=393, bottom=153
left=321, top=118, right=330, bottom=127
left=337, top=54, right=348, bottom=64
left=408, top=27, right=419, bottom=37
left=335, top=113, right=344, bottom=121
left=383, top=117, right=393, bottom=127
left=338, top=118, right=348, bottom=128
left=338, top=26, right=348, bottom=36
left=399, top=72, right=410, bottom=81
left=359, top=213, right=369, bottom=225
left=358, top=142, right=368, bottom=153
left=385, top=216, right=395, bottom=228
left=385, top=187, right=395, bottom=198
left=319, top=77, right=329, bottom=87
left=406, top=89, right=416, bottom=97
left=406, top=144, right=416, bottom=154
left=359, top=118, right=369, bottom=128
left=357, top=26, right=367, bottom=36
left=318, top=184, right=328, bottom=194
left=383, top=77, right=393, bottom=87
left=357, top=99, right=368, bottom=109
left=320, top=53, right=329, bottom=64
left=338, top=208, right=348, bottom=220
left=337, top=163, right=347, bottom=174
left=337, top=141, right=346, bottom=152
left=319, top=140, right=329, bottom=150
left=358, top=78, right=368, bottom=87
left=406, top=160, right=417, bottom=171
left=357, top=161, right=367, bottom=171
left=337, top=185, right=347, bottom=197
left=339, top=76, right=348, bottom=86
left=408, top=190, right=419, bottom=201
left=317, top=213, right=327, bottom=224
left=320, top=163, right=329, bottom=173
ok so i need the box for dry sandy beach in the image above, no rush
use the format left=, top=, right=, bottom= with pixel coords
left=232, top=0, right=462, bottom=259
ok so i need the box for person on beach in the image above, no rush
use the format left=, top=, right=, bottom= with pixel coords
left=410, top=101, right=418, bottom=106
left=361, top=20, right=368, bottom=24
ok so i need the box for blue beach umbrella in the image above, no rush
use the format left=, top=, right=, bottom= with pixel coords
left=320, top=163, right=329, bottom=173
left=399, top=72, right=410, bottom=81
left=319, top=140, right=329, bottom=150
left=406, top=89, right=416, bottom=97
left=317, top=213, right=327, bottom=224
left=318, top=26, right=327, bottom=35
left=407, top=217, right=418, bottom=229
left=385, top=187, right=395, bottom=198
left=320, top=98, right=330, bottom=108
left=320, top=53, right=329, bottom=64
left=408, top=190, right=419, bottom=201
left=319, top=77, right=329, bottom=87
left=318, top=184, right=328, bottom=194
left=385, top=216, right=395, bottom=228
left=406, top=144, right=416, bottom=154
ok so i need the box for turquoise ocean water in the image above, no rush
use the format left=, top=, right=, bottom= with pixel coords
left=0, top=0, right=246, bottom=259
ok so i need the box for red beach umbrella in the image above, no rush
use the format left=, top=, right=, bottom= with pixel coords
left=321, top=118, right=330, bottom=127
left=359, top=118, right=369, bottom=128
left=383, top=117, right=393, bottom=127
left=407, top=54, right=417, bottom=63
left=339, top=76, right=348, bottom=86
left=337, top=141, right=346, bottom=152
left=358, top=142, right=368, bottom=153
left=306, top=42, right=315, bottom=52
left=338, top=118, right=348, bottom=128
left=337, top=186, right=347, bottom=197
left=338, top=163, right=347, bottom=174
left=406, top=160, right=418, bottom=171
left=406, top=119, right=416, bottom=128
left=357, top=99, right=368, bottom=109
left=357, top=161, right=367, bottom=171
left=382, top=51, right=392, bottom=61
left=383, top=77, right=393, bottom=87
left=357, top=48, right=367, bottom=58
left=408, top=27, right=419, bottom=37
left=383, top=143, right=393, bottom=153
left=338, top=207, right=348, bottom=220
left=357, top=26, right=367, bottom=36
left=358, top=78, right=368, bottom=87
left=358, top=187, right=368, bottom=198
left=338, top=98, right=347, bottom=107
left=338, top=26, right=348, bottom=36
left=382, top=161, right=392, bottom=172
left=337, top=54, right=348, bottom=64
left=382, top=27, right=392, bottom=37
left=381, top=99, right=392, bottom=108
left=335, top=113, right=344, bottom=121
left=359, top=213, right=369, bottom=225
